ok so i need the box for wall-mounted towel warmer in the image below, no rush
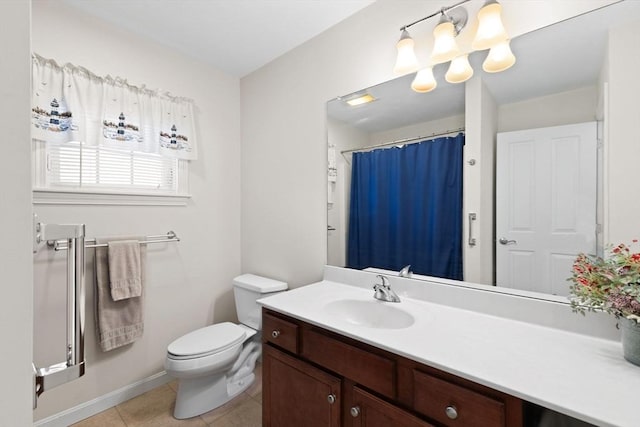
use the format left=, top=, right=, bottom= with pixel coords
left=32, top=218, right=86, bottom=409
left=49, top=230, right=180, bottom=251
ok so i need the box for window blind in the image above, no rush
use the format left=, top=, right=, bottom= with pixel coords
left=41, top=141, right=183, bottom=194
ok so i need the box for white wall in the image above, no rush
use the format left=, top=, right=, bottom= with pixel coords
left=327, top=118, right=368, bottom=267
left=369, top=115, right=465, bottom=145
left=464, top=77, right=497, bottom=285
left=31, top=1, right=242, bottom=420
left=240, top=0, right=617, bottom=289
left=606, top=19, right=640, bottom=245
left=0, top=1, right=33, bottom=426
left=498, top=86, right=598, bottom=132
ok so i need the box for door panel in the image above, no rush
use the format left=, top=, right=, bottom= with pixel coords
left=263, top=345, right=341, bottom=427
left=497, top=122, right=597, bottom=296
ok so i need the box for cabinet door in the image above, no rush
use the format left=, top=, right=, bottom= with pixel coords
left=263, top=344, right=341, bottom=427
left=349, top=386, right=434, bottom=427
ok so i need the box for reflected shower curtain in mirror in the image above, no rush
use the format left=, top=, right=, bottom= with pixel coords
left=347, top=133, right=464, bottom=280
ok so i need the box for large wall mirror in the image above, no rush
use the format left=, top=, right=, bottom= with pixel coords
left=327, top=0, right=639, bottom=301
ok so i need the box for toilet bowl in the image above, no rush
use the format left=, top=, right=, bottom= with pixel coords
left=165, top=274, right=287, bottom=419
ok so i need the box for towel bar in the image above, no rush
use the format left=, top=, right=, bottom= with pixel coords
left=49, top=231, right=180, bottom=251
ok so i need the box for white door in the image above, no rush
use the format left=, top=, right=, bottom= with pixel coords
left=496, top=122, right=597, bottom=296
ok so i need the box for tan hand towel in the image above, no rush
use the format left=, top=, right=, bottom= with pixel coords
left=107, top=240, right=142, bottom=301
left=95, top=237, right=145, bottom=352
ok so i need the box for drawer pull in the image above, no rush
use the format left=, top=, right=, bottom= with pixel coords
left=327, top=394, right=336, bottom=404
left=445, top=405, right=458, bottom=420
left=271, top=330, right=281, bottom=338
left=350, top=406, right=361, bottom=417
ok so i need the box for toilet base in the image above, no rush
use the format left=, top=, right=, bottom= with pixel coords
left=173, top=372, right=255, bottom=419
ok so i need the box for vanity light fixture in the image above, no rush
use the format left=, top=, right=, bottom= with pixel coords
left=482, top=39, right=516, bottom=72
left=472, top=0, right=509, bottom=51
left=445, top=54, right=474, bottom=83
left=345, top=93, right=376, bottom=106
left=411, top=67, right=438, bottom=93
left=393, top=29, right=420, bottom=76
left=431, top=7, right=468, bottom=64
left=394, top=0, right=515, bottom=93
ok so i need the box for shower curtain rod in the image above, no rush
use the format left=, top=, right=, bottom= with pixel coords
left=340, top=127, right=465, bottom=156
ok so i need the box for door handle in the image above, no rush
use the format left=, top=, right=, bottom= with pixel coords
left=468, top=212, right=477, bottom=247
left=499, top=237, right=517, bottom=245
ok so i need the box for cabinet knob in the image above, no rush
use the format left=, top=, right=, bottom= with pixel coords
left=350, top=406, right=361, bottom=417
left=445, top=405, right=458, bottom=420
left=271, top=330, right=280, bottom=338
left=327, top=394, right=336, bottom=404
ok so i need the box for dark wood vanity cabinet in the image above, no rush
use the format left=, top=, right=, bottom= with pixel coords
left=263, top=344, right=341, bottom=427
left=262, top=309, right=523, bottom=427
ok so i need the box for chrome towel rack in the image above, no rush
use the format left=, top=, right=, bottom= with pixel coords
left=49, top=230, right=180, bottom=251
left=32, top=220, right=180, bottom=409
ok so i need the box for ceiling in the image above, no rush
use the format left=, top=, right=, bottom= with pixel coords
left=328, top=0, right=640, bottom=134
left=61, top=0, right=375, bottom=77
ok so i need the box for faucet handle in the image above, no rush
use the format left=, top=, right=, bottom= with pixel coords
left=376, top=274, right=389, bottom=288
left=399, top=265, right=412, bottom=278
left=373, top=274, right=401, bottom=303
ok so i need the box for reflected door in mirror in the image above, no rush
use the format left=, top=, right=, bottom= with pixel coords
left=496, top=122, right=597, bottom=296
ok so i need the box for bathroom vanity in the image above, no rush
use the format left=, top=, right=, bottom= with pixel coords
left=262, top=309, right=522, bottom=426
left=258, top=267, right=640, bottom=427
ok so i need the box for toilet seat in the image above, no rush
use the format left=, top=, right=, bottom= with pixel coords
left=168, top=322, right=246, bottom=360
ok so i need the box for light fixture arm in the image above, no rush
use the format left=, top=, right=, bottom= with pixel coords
left=400, top=0, right=472, bottom=31
left=440, top=7, right=468, bottom=35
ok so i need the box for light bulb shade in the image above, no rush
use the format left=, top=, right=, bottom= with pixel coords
left=431, top=20, right=460, bottom=64
left=393, top=29, right=419, bottom=76
left=472, top=0, right=508, bottom=51
left=411, top=67, right=437, bottom=93
left=446, top=54, right=474, bottom=83
left=482, top=40, right=516, bottom=73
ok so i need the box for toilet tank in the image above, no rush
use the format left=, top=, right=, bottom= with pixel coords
left=233, top=274, right=287, bottom=330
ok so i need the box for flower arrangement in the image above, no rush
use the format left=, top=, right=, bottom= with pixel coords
left=569, top=242, right=640, bottom=321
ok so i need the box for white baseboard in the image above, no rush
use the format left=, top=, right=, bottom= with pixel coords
left=34, top=371, right=171, bottom=427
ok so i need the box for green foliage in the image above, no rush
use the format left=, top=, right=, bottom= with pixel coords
left=568, top=242, right=640, bottom=318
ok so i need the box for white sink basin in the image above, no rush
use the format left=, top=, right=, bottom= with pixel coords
left=323, top=299, right=415, bottom=329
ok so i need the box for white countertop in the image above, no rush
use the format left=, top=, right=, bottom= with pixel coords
left=259, top=279, right=640, bottom=427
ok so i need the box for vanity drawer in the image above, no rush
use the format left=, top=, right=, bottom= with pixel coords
left=263, top=311, right=299, bottom=354
left=413, top=370, right=505, bottom=427
left=301, top=327, right=396, bottom=398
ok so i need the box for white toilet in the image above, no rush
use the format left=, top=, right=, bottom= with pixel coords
left=165, top=274, right=287, bottom=419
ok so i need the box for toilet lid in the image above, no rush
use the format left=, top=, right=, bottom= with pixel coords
left=167, top=322, right=246, bottom=358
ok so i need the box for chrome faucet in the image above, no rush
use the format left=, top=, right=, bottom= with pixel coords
left=399, top=265, right=412, bottom=278
left=373, top=275, right=401, bottom=303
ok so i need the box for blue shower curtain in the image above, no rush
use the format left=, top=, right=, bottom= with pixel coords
left=347, top=133, right=464, bottom=280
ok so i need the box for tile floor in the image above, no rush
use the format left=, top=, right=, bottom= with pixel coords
left=71, top=365, right=262, bottom=427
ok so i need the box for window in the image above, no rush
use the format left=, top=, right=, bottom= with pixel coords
left=31, top=54, right=196, bottom=206
left=33, top=140, right=190, bottom=205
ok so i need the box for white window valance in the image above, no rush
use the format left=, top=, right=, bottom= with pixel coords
left=31, top=53, right=198, bottom=160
